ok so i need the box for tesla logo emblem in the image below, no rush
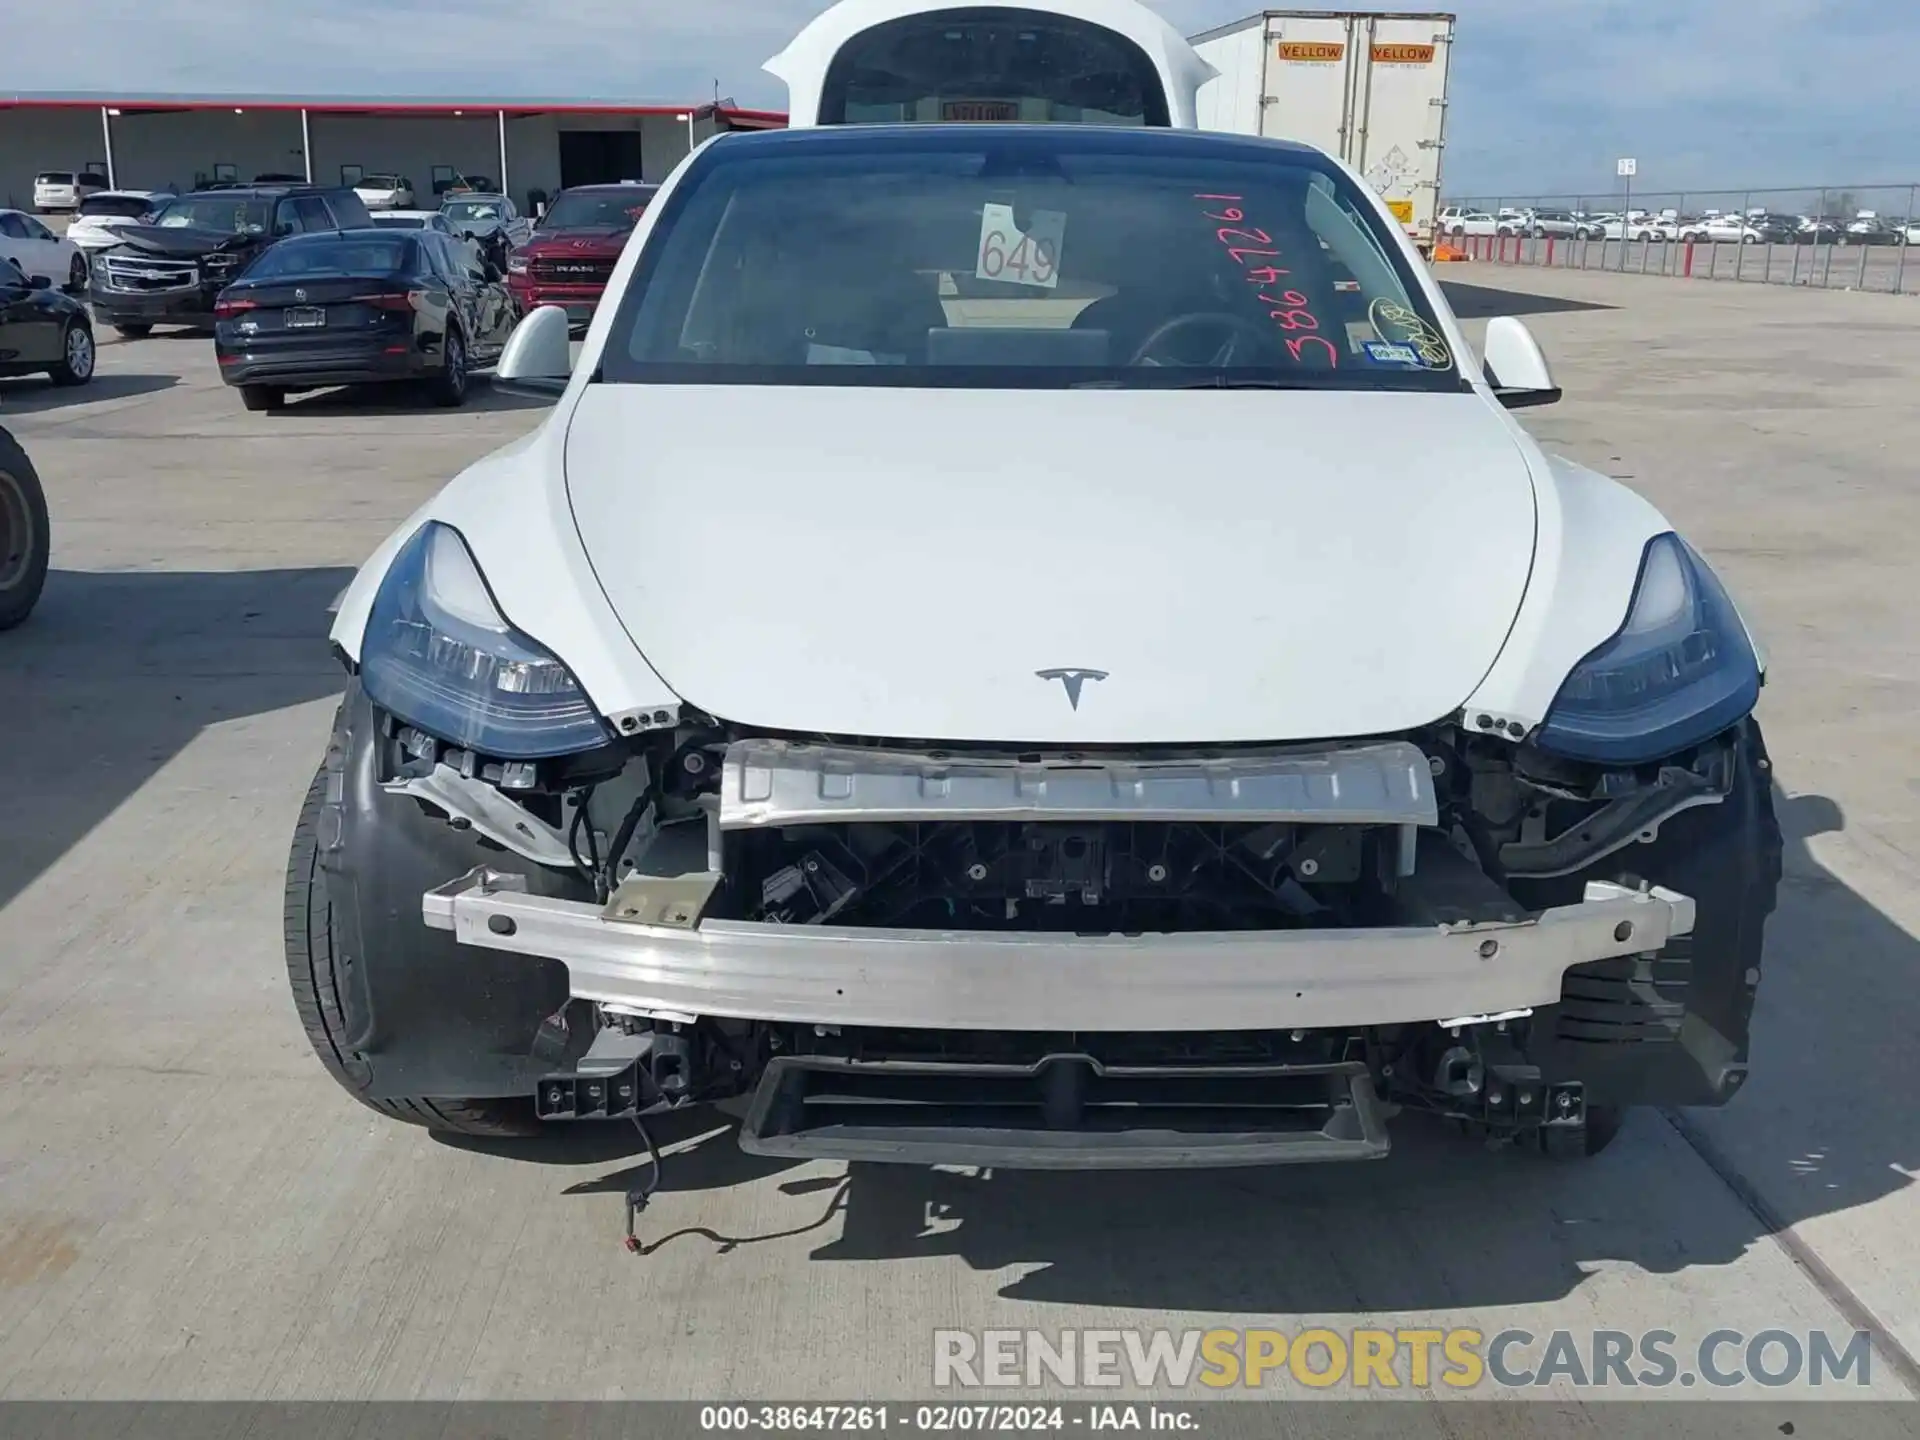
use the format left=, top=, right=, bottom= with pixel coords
left=293, top=288, right=307, bottom=301
left=1036, top=668, right=1108, bottom=710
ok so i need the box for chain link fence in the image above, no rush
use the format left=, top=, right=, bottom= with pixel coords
left=1435, top=183, right=1920, bottom=294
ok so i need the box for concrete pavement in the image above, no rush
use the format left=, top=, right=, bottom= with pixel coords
left=1, top=277, right=1918, bottom=1409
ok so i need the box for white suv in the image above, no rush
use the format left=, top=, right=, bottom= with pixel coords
left=33, top=171, right=109, bottom=213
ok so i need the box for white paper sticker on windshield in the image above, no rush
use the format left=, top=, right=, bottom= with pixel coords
left=976, top=203, right=1065, bottom=290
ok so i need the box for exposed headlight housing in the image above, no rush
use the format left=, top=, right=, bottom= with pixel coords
left=506, top=254, right=528, bottom=274
left=1535, top=533, right=1761, bottom=764
left=359, top=522, right=613, bottom=759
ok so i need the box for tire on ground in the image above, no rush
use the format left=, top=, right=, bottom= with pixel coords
left=283, top=757, right=543, bottom=1137
left=0, top=427, right=51, bottom=631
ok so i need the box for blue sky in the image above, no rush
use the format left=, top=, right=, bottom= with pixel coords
left=4, top=0, right=1914, bottom=196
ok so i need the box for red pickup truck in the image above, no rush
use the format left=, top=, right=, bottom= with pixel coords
left=507, top=183, right=659, bottom=333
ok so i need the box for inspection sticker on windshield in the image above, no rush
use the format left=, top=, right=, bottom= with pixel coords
left=1362, top=340, right=1422, bottom=367
left=976, top=203, right=1065, bottom=289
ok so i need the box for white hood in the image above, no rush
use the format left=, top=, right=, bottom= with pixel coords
left=563, top=386, right=1539, bottom=744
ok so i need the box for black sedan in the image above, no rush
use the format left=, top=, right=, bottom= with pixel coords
left=0, top=257, right=96, bottom=388
left=212, top=228, right=518, bottom=411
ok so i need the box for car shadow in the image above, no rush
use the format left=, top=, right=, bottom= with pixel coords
left=0, top=372, right=180, bottom=408
left=279, top=377, right=550, bottom=416
left=506, top=783, right=1920, bottom=1317
left=1438, top=280, right=1619, bottom=320
left=0, top=565, right=351, bottom=911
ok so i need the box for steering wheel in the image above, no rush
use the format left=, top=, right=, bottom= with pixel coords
left=1129, top=311, right=1277, bottom=368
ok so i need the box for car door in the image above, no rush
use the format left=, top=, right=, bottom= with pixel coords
left=0, top=213, right=47, bottom=281
left=0, top=258, right=61, bottom=366
left=13, top=213, right=69, bottom=282
left=425, top=233, right=482, bottom=347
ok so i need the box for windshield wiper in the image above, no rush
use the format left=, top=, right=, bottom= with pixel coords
left=1164, top=375, right=1330, bottom=390
left=1066, top=375, right=1329, bottom=391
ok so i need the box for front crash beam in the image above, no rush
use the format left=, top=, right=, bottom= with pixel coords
left=422, top=867, right=1696, bottom=1034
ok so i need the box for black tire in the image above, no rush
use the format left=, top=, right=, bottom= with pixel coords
left=67, top=253, right=88, bottom=292
left=240, top=384, right=283, bottom=413
left=48, top=319, right=95, bottom=387
left=426, top=326, right=468, bottom=407
left=1539, top=1105, right=1625, bottom=1159
left=114, top=323, right=152, bottom=339
left=284, top=758, right=543, bottom=1138
left=0, top=428, right=50, bottom=631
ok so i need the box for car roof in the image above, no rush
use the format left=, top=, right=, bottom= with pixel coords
left=179, top=184, right=337, bottom=198
left=561, top=182, right=660, bottom=193
left=711, top=120, right=1323, bottom=164
left=442, top=193, right=508, bottom=203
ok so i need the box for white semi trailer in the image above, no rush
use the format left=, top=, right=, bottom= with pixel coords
left=1191, top=10, right=1458, bottom=252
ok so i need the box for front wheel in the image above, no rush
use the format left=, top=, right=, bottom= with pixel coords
left=0, top=429, right=51, bottom=631
left=284, top=760, right=542, bottom=1138
left=67, top=254, right=88, bottom=292
left=48, top=320, right=95, bottom=387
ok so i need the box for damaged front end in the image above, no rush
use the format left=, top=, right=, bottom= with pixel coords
left=303, top=519, right=1780, bottom=1168
left=323, top=684, right=1777, bottom=1167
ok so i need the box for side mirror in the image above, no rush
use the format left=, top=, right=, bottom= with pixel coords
left=27, top=275, right=52, bottom=291
left=1483, top=316, right=1562, bottom=409
left=495, top=304, right=572, bottom=398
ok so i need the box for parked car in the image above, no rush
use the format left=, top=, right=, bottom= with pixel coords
left=1443, top=211, right=1500, bottom=238
left=439, top=193, right=534, bottom=253
left=368, top=208, right=455, bottom=235
left=353, top=175, right=417, bottom=211
left=292, top=0, right=1782, bottom=1170
left=1526, top=210, right=1579, bottom=238
left=32, top=170, right=108, bottom=213
left=1678, top=215, right=1764, bottom=244
left=505, top=182, right=659, bottom=334
left=0, top=419, right=50, bottom=629
left=0, top=256, right=95, bottom=389
left=0, top=210, right=88, bottom=294
left=212, top=227, right=517, bottom=411
left=63, top=190, right=175, bottom=255
left=1843, top=217, right=1900, bottom=246
left=88, top=184, right=374, bottom=338
left=1795, top=217, right=1843, bottom=245
left=1746, top=214, right=1801, bottom=244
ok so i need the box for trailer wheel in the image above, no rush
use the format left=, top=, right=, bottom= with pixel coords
left=284, top=759, right=543, bottom=1138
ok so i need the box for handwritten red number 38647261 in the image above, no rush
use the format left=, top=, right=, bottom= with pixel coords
left=1193, top=194, right=1337, bottom=368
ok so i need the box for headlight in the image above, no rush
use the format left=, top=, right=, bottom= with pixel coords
left=359, top=522, right=613, bottom=759
left=1535, top=533, right=1760, bottom=764
left=506, top=254, right=528, bottom=274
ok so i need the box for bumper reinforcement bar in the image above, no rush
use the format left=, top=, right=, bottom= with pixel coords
left=423, top=868, right=1696, bottom=1033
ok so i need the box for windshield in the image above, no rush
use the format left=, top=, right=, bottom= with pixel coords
left=540, top=189, right=656, bottom=230
left=443, top=200, right=504, bottom=223
left=154, top=196, right=273, bottom=233
left=604, top=128, right=1464, bottom=392
left=244, top=234, right=413, bottom=278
